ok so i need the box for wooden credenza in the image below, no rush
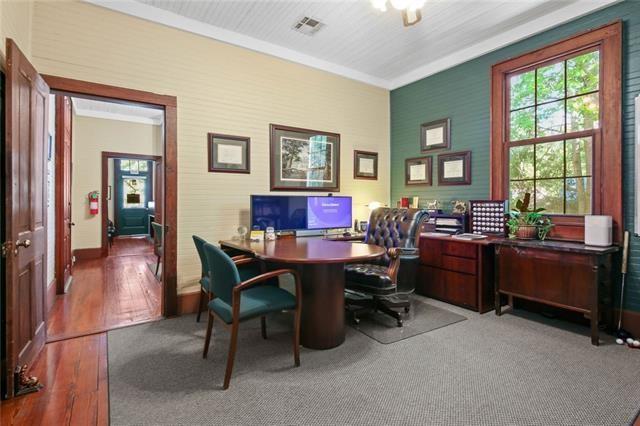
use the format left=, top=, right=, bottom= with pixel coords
left=417, top=235, right=496, bottom=313
left=493, top=239, right=618, bottom=346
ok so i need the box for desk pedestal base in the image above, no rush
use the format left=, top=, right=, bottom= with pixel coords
left=297, top=263, right=345, bottom=350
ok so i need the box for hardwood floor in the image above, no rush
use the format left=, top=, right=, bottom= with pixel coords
left=0, top=333, right=109, bottom=425
left=47, top=237, right=162, bottom=341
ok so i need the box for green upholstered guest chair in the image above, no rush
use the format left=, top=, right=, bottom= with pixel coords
left=202, top=242, right=301, bottom=390
left=192, top=235, right=255, bottom=323
left=151, top=222, right=163, bottom=277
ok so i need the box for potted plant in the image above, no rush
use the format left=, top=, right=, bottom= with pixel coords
left=506, top=193, right=554, bottom=240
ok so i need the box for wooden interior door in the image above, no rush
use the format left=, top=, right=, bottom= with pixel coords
left=55, top=95, right=73, bottom=292
left=4, top=39, right=50, bottom=398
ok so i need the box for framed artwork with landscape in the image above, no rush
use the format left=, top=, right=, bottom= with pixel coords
left=208, top=133, right=250, bottom=173
left=270, top=124, right=340, bottom=191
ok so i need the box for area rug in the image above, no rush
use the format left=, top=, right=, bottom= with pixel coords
left=348, top=297, right=466, bottom=344
left=108, top=298, right=640, bottom=425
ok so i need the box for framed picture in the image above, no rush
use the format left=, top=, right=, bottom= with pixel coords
left=208, top=133, right=250, bottom=173
left=405, top=156, right=432, bottom=186
left=438, top=151, right=471, bottom=185
left=270, top=124, right=340, bottom=191
left=420, top=118, right=450, bottom=152
left=353, top=150, right=378, bottom=180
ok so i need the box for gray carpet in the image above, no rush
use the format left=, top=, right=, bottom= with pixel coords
left=349, top=297, right=466, bottom=344
left=108, top=297, right=640, bottom=425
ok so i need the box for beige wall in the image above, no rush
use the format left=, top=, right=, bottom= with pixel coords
left=0, top=0, right=33, bottom=61
left=71, top=114, right=162, bottom=250
left=31, top=1, right=390, bottom=294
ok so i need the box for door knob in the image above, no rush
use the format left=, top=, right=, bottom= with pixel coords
left=15, top=239, right=31, bottom=249
left=69, top=222, right=75, bottom=227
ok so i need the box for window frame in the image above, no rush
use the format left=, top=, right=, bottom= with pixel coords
left=490, top=21, right=621, bottom=242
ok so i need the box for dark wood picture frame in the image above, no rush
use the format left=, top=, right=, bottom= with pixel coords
left=405, top=156, right=432, bottom=186
left=207, top=133, right=250, bottom=174
left=438, top=151, right=471, bottom=185
left=353, top=150, right=378, bottom=180
left=270, top=124, right=340, bottom=191
left=420, top=118, right=450, bottom=152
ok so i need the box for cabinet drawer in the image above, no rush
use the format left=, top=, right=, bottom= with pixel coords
left=441, top=255, right=476, bottom=275
left=443, top=270, right=478, bottom=309
left=417, top=265, right=444, bottom=299
left=441, top=240, right=477, bottom=259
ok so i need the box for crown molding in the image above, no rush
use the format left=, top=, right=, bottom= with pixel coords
left=388, top=0, right=620, bottom=89
left=84, top=0, right=391, bottom=89
left=85, top=0, right=620, bottom=92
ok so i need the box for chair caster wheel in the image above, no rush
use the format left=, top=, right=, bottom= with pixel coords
left=396, top=319, right=403, bottom=327
left=404, top=306, right=410, bottom=313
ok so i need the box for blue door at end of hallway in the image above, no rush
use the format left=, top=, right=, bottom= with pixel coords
left=115, top=159, right=153, bottom=236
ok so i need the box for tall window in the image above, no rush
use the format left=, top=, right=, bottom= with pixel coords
left=507, top=50, right=599, bottom=214
left=491, top=22, right=621, bottom=241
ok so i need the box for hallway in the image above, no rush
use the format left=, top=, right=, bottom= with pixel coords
left=47, top=237, right=162, bottom=341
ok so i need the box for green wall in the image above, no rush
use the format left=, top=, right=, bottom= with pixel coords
left=390, top=0, right=640, bottom=311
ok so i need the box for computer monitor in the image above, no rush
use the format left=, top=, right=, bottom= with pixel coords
left=250, top=195, right=307, bottom=231
left=306, top=196, right=352, bottom=230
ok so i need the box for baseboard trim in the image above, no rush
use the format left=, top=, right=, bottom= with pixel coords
left=73, top=247, right=103, bottom=261
left=46, top=279, right=57, bottom=314
left=178, top=290, right=203, bottom=315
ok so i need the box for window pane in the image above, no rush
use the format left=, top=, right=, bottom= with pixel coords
left=565, top=138, right=592, bottom=177
left=565, top=177, right=592, bottom=215
left=536, top=62, right=564, bottom=103
left=130, top=161, right=139, bottom=174
left=139, top=161, right=148, bottom=172
left=536, top=178, right=564, bottom=214
left=536, top=100, right=565, bottom=137
left=567, top=50, right=599, bottom=96
left=123, top=178, right=146, bottom=208
left=510, top=107, right=535, bottom=141
left=509, top=180, right=534, bottom=210
left=510, top=70, right=535, bottom=110
left=535, top=141, right=564, bottom=178
left=120, top=160, right=130, bottom=171
left=509, top=145, right=534, bottom=180
left=567, top=93, right=599, bottom=132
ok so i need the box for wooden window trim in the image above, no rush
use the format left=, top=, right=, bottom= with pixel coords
left=490, top=21, right=622, bottom=242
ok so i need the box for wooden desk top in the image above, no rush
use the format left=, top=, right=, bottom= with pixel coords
left=220, top=238, right=385, bottom=264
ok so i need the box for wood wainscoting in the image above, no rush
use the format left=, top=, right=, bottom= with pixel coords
left=73, top=247, right=103, bottom=261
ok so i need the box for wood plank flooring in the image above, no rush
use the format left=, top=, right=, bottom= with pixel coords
left=0, top=237, right=161, bottom=425
left=47, top=237, right=162, bottom=341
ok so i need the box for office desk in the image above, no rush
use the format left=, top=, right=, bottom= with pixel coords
left=220, top=238, right=385, bottom=349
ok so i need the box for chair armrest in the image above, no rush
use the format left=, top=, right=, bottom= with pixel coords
left=233, top=257, right=259, bottom=267
left=231, top=269, right=302, bottom=321
left=231, top=255, right=252, bottom=263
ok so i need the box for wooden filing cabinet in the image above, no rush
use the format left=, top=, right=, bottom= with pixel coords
left=417, top=235, right=495, bottom=313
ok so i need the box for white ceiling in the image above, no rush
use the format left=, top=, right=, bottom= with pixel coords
left=72, top=97, right=164, bottom=125
left=88, top=0, right=620, bottom=89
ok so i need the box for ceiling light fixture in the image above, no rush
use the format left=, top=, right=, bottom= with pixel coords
left=372, top=0, right=426, bottom=27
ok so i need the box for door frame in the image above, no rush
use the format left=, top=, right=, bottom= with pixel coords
left=54, top=95, right=72, bottom=294
left=102, top=152, right=161, bottom=246
left=44, top=75, right=178, bottom=317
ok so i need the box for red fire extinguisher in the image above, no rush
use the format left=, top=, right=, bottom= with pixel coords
left=88, top=191, right=99, bottom=215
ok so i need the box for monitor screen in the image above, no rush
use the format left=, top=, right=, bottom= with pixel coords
left=250, top=195, right=308, bottom=231
left=306, top=196, right=352, bottom=230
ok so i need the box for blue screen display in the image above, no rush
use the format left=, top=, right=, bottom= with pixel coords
left=306, top=196, right=352, bottom=230
left=250, top=196, right=307, bottom=231
left=250, top=195, right=352, bottom=231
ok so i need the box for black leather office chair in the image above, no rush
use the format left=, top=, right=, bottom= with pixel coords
left=345, top=207, right=429, bottom=327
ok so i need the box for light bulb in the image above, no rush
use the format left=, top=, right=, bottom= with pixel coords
left=390, top=0, right=409, bottom=10
left=371, top=0, right=387, bottom=12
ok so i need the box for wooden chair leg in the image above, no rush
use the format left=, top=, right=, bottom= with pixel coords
left=223, top=321, right=240, bottom=390
left=293, top=308, right=301, bottom=367
left=203, top=312, right=214, bottom=359
left=155, top=255, right=161, bottom=276
left=260, top=316, right=267, bottom=339
left=196, top=288, right=204, bottom=322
